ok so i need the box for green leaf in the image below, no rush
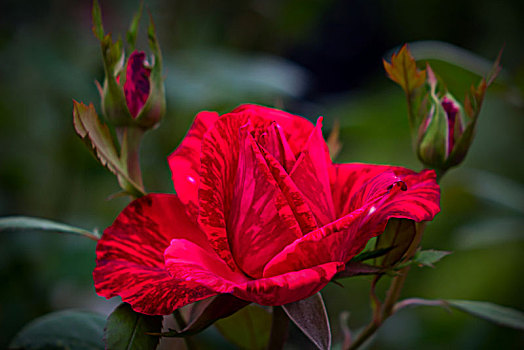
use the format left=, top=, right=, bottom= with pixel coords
left=214, top=304, right=271, bottom=350
left=412, top=249, right=452, bottom=267
left=447, top=300, right=524, bottom=330
left=73, top=101, right=145, bottom=197
left=160, top=294, right=250, bottom=337
left=395, top=298, right=524, bottom=331
left=9, top=310, right=105, bottom=350
left=0, top=215, right=100, bottom=240
left=104, top=303, right=163, bottom=350
left=282, top=293, right=331, bottom=350
left=383, top=44, right=426, bottom=95
left=375, top=218, right=417, bottom=267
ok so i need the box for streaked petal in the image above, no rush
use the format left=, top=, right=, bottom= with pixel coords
left=228, top=126, right=303, bottom=278
left=256, top=122, right=296, bottom=172
left=264, top=168, right=440, bottom=277
left=168, top=111, right=219, bottom=218
left=234, top=262, right=344, bottom=306
left=165, top=239, right=343, bottom=306
left=164, top=239, right=249, bottom=292
left=94, top=194, right=215, bottom=315
left=232, top=104, right=315, bottom=156
left=198, top=115, right=247, bottom=273
left=290, top=118, right=335, bottom=225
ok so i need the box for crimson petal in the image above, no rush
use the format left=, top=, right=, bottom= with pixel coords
left=94, top=194, right=215, bottom=315
left=228, top=125, right=304, bottom=278
left=290, top=118, right=335, bottom=226
left=264, top=167, right=440, bottom=277
left=168, top=110, right=220, bottom=218
left=164, top=238, right=344, bottom=306
left=231, top=104, right=315, bottom=156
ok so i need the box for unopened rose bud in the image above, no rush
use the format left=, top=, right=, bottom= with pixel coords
left=103, top=49, right=165, bottom=129
left=416, top=65, right=491, bottom=174
left=95, top=1, right=165, bottom=130
left=384, top=45, right=501, bottom=178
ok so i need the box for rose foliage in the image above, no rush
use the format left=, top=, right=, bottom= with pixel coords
left=93, top=104, right=440, bottom=315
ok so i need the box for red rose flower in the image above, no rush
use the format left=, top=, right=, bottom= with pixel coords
left=93, top=104, right=440, bottom=315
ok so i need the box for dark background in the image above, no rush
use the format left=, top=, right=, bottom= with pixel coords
left=1, top=0, right=523, bottom=348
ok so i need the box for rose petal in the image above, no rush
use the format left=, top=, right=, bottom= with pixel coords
left=264, top=168, right=440, bottom=277
left=165, top=238, right=344, bottom=306
left=331, top=163, right=440, bottom=219
left=234, top=261, right=344, bottom=306
left=231, top=104, right=315, bottom=156
left=123, top=51, right=151, bottom=118
left=256, top=122, right=296, bottom=172
left=197, top=106, right=317, bottom=274
left=164, top=239, right=249, bottom=291
left=290, top=118, right=335, bottom=225
left=198, top=115, right=247, bottom=273
left=228, top=125, right=304, bottom=278
left=168, top=111, right=220, bottom=218
left=94, top=194, right=215, bottom=315
left=258, top=146, right=318, bottom=235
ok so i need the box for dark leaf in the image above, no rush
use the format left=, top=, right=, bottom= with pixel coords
left=160, top=294, right=250, bottom=337
left=395, top=298, right=524, bottom=331
left=9, top=310, right=105, bottom=350
left=282, top=293, right=331, bottom=350
left=214, top=304, right=271, bottom=350
left=104, top=303, right=163, bottom=350
left=0, top=216, right=100, bottom=240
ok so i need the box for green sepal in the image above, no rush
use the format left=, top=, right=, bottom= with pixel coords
left=92, top=0, right=104, bottom=41
left=157, top=294, right=250, bottom=337
left=133, top=13, right=165, bottom=129
left=282, top=293, right=331, bottom=350
left=126, top=1, right=144, bottom=53
left=375, top=218, right=417, bottom=268
left=417, top=66, right=449, bottom=169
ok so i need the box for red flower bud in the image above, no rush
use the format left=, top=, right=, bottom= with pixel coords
left=119, top=51, right=151, bottom=119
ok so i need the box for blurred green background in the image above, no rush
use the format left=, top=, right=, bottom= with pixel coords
left=1, top=0, right=523, bottom=348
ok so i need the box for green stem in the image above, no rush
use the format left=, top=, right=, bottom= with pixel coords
left=348, top=221, right=428, bottom=349
left=347, top=320, right=379, bottom=350
left=116, top=126, right=146, bottom=197
left=267, top=306, right=289, bottom=350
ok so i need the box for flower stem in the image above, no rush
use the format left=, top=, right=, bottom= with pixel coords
left=348, top=320, right=379, bottom=350
left=116, top=126, right=146, bottom=197
left=347, top=221, right=428, bottom=349
left=267, top=306, right=289, bottom=350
